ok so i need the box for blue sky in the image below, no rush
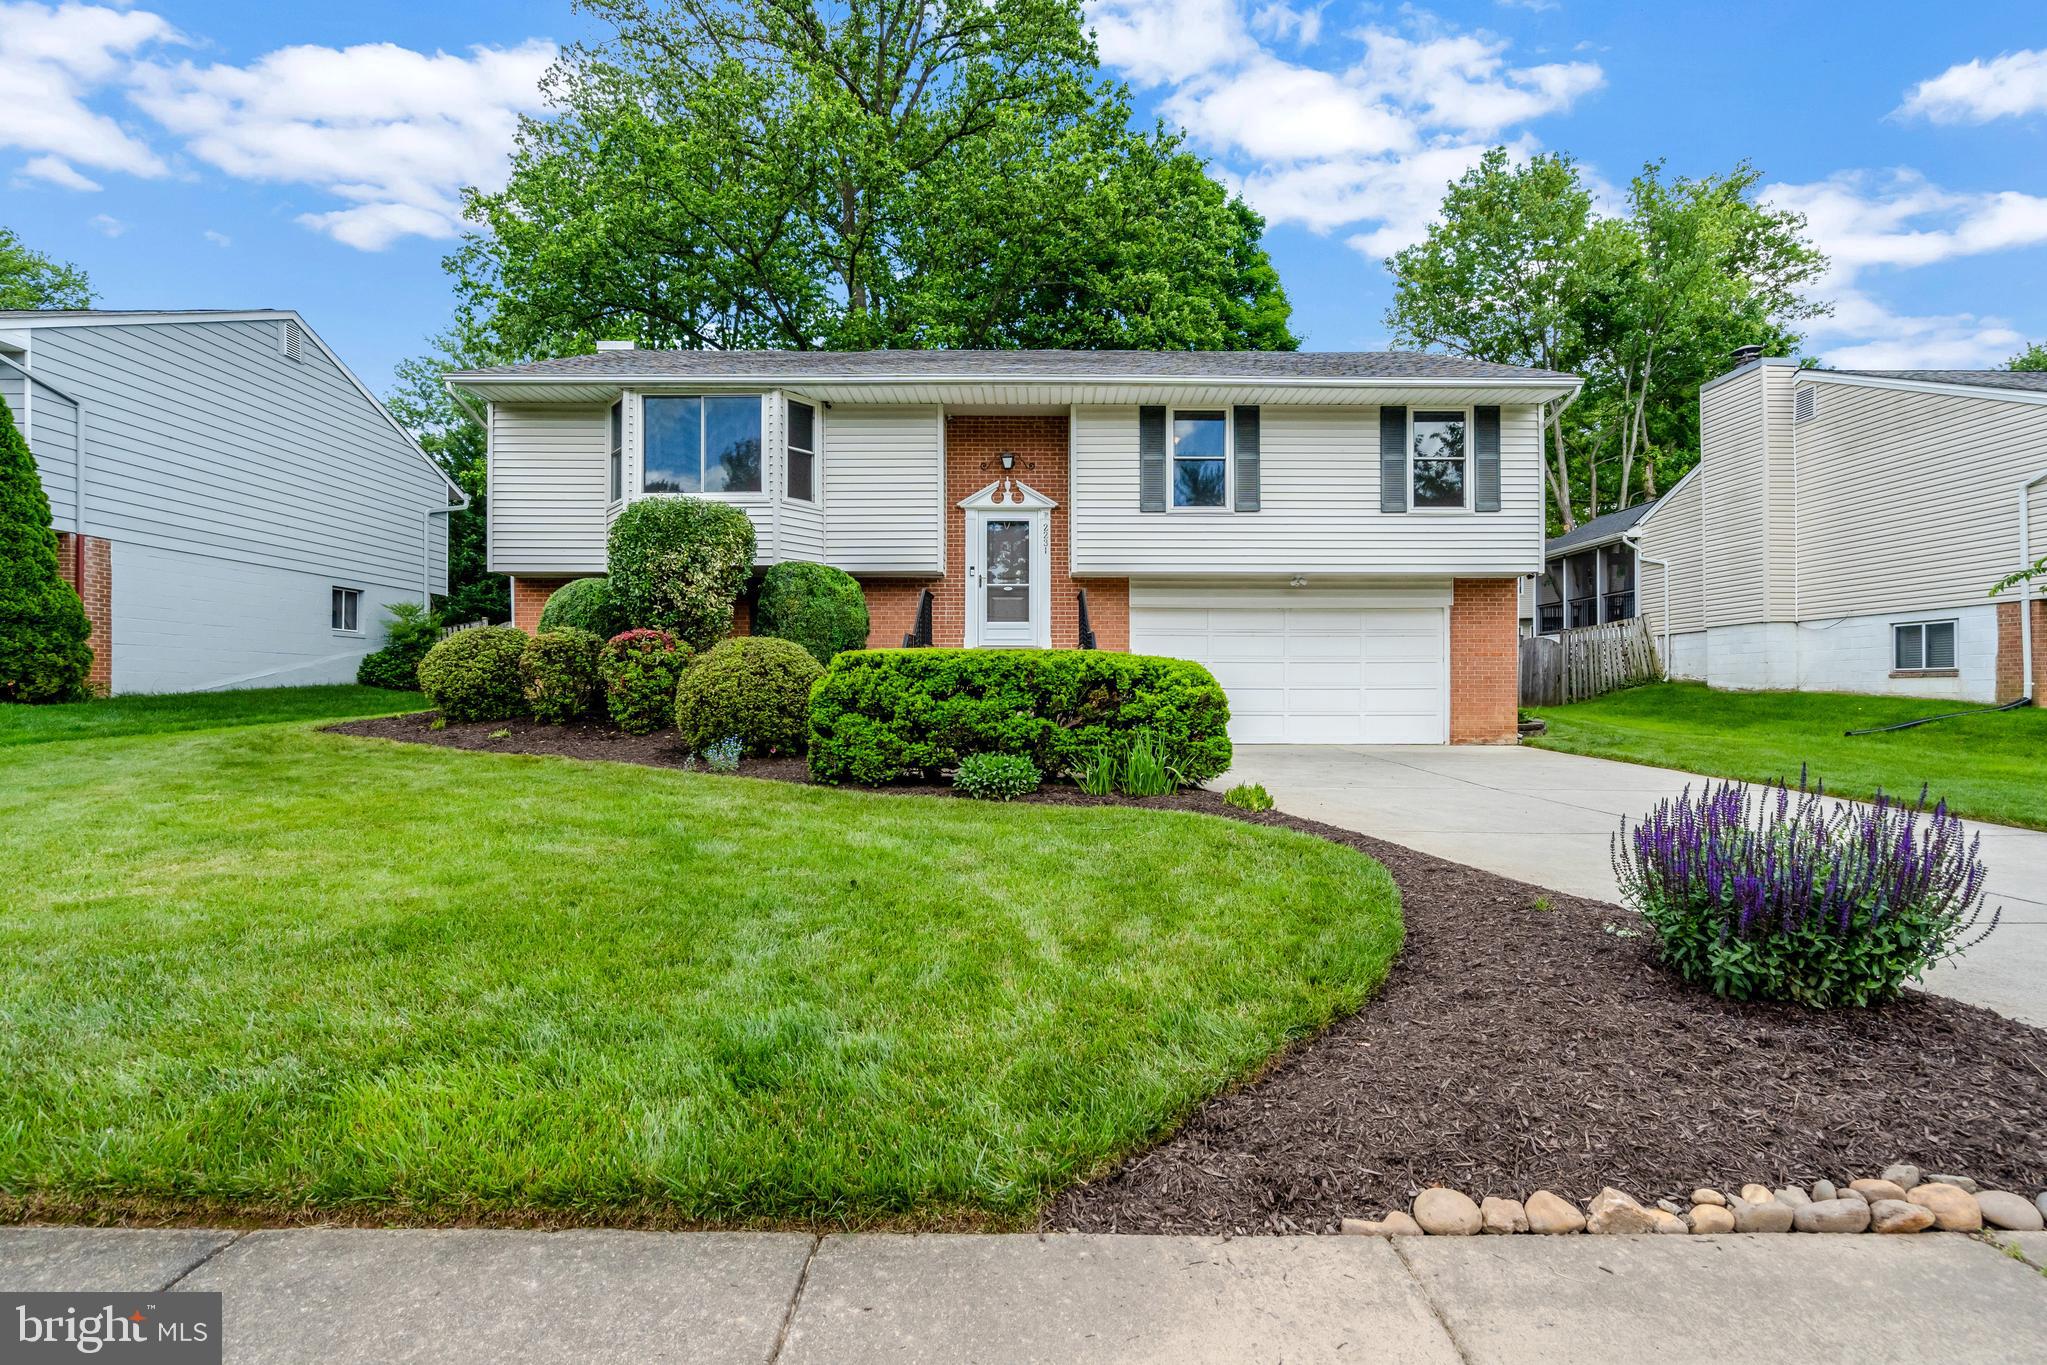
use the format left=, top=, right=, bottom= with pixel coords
left=4, top=0, right=2044, bottom=393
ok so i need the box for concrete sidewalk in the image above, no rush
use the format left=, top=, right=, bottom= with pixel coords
left=4, top=1226, right=2043, bottom=1363
left=1220, top=744, right=2047, bottom=1027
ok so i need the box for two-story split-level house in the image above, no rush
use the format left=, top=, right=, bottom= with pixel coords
left=447, top=349, right=1580, bottom=744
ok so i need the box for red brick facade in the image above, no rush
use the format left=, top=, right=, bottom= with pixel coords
left=854, top=414, right=1130, bottom=650
left=510, top=575, right=572, bottom=632
left=1449, top=577, right=1519, bottom=743
left=55, top=531, right=113, bottom=694
left=1995, top=598, right=2047, bottom=704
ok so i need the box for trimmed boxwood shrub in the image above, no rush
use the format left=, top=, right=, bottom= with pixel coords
left=755, top=561, right=869, bottom=664
left=520, top=627, right=604, bottom=723
left=607, top=498, right=755, bottom=650
left=599, top=628, right=693, bottom=734
left=537, top=576, right=620, bottom=638
left=0, top=394, right=92, bottom=702
left=809, top=649, right=1231, bottom=787
left=417, top=625, right=529, bottom=723
left=674, top=636, right=823, bottom=757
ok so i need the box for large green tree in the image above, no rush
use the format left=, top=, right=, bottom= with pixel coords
left=0, top=227, right=93, bottom=311
left=1386, top=151, right=1827, bottom=530
left=2008, top=342, right=2047, bottom=372
left=452, top=0, right=1295, bottom=353
left=385, top=324, right=510, bottom=624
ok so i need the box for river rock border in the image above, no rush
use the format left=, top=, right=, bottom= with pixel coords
left=1343, top=1166, right=2047, bottom=1237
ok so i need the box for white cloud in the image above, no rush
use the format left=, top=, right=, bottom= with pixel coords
left=201, top=228, right=230, bottom=247
left=1088, top=3, right=1600, bottom=259
left=18, top=153, right=101, bottom=190
left=0, top=1, right=177, bottom=177
left=88, top=211, right=125, bottom=236
left=129, top=38, right=556, bottom=250
left=1898, top=48, right=2047, bottom=124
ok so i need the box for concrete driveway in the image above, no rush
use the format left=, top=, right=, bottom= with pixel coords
left=1220, top=745, right=2047, bottom=1028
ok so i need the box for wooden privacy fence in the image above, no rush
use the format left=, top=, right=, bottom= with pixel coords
left=1520, top=617, right=1661, bottom=707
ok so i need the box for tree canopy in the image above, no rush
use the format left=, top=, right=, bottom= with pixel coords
left=0, top=227, right=93, bottom=311
left=2008, top=342, right=2047, bottom=373
left=384, top=324, right=509, bottom=623
left=452, top=0, right=1295, bottom=354
left=1385, top=149, right=1827, bottom=530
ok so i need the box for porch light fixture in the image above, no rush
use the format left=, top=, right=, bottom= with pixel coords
left=999, top=450, right=1016, bottom=471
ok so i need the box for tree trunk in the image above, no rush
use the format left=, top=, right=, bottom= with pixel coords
left=1547, top=402, right=1575, bottom=531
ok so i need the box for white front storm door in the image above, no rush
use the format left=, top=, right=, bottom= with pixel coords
left=961, top=480, right=1055, bottom=648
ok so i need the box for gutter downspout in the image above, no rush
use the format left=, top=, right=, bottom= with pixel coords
left=2021, top=468, right=2047, bottom=706
left=1625, top=530, right=1671, bottom=679
left=0, top=352, right=88, bottom=580
left=423, top=380, right=485, bottom=610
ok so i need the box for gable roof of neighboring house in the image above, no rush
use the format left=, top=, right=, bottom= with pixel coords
left=452, top=348, right=1576, bottom=382
left=1544, top=498, right=1662, bottom=557
left=1824, top=369, right=2047, bottom=396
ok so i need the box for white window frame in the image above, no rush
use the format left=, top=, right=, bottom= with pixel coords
left=1167, top=405, right=1232, bottom=514
left=607, top=399, right=624, bottom=506
left=1893, top=618, right=1958, bottom=673
left=634, top=392, right=769, bottom=502
left=330, top=585, right=363, bottom=636
left=1409, top=405, right=1475, bottom=514
left=786, top=395, right=819, bottom=504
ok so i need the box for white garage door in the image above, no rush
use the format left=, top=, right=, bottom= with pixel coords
left=1130, top=599, right=1449, bottom=744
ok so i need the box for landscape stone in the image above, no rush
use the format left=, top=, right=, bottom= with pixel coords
left=1413, top=1189, right=1483, bottom=1236
left=1728, top=1196, right=1795, bottom=1234
left=1839, top=1188, right=1868, bottom=1205
left=1793, top=1198, right=1872, bottom=1234
left=1905, top=1183, right=1982, bottom=1232
left=2037, top=1192, right=2047, bottom=1223
left=1688, top=1204, right=1736, bottom=1234
left=1655, top=1199, right=1685, bottom=1216
left=1924, top=1173, right=1978, bottom=1193
left=1850, top=1179, right=1907, bottom=1203
left=1479, top=1197, right=1527, bottom=1235
left=1341, top=1212, right=1424, bottom=1237
left=1881, top=1163, right=1921, bottom=1190
left=1810, top=1180, right=1837, bottom=1203
left=1740, top=1184, right=1775, bottom=1204
left=1775, top=1186, right=1812, bottom=1209
left=1525, top=1191, right=1586, bottom=1235
left=1975, top=1191, right=2046, bottom=1232
left=1869, top=1200, right=1936, bottom=1234
left=1691, top=1188, right=1725, bottom=1207
left=1648, top=1209, right=1687, bottom=1235
left=1585, top=1188, right=1661, bottom=1236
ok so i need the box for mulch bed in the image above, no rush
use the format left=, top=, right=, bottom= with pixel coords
left=328, top=710, right=2047, bottom=1234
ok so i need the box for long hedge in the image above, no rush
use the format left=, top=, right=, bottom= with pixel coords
left=808, top=648, right=1231, bottom=786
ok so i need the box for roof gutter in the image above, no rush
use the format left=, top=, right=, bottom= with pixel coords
left=1624, top=530, right=1671, bottom=679
left=445, top=371, right=1583, bottom=398
left=0, top=351, right=88, bottom=582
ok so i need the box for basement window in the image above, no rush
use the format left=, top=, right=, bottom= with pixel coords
left=331, top=586, right=362, bottom=634
left=1893, top=620, right=1955, bottom=672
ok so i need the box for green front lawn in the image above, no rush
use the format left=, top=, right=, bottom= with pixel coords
left=0, top=701, right=1400, bottom=1225
left=0, top=684, right=418, bottom=748
left=1530, top=682, right=2047, bottom=831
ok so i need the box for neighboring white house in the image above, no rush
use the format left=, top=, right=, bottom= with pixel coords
left=1633, top=356, right=2047, bottom=704
left=0, top=310, right=463, bottom=694
left=448, top=348, right=1581, bottom=744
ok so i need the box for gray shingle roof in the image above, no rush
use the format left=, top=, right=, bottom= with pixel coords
left=1830, top=369, right=2047, bottom=395
left=1545, top=498, right=1660, bottom=557
left=451, top=349, right=1577, bottom=382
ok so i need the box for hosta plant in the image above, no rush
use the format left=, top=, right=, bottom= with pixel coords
left=1614, top=772, right=1998, bottom=1008
left=952, top=753, right=1040, bottom=801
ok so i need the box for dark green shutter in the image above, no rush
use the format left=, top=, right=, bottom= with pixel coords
left=1379, top=406, right=1408, bottom=514
left=1474, top=405, right=1501, bottom=512
left=1233, top=406, right=1260, bottom=512
left=1139, top=405, right=1167, bottom=512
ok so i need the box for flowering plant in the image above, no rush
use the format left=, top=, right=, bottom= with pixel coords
left=1614, top=771, right=1998, bottom=1007
left=598, top=629, right=692, bottom=735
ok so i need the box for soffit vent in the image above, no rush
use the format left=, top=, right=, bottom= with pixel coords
left=1794, top=386, right=1817, bottom=423
left=281, top=319, right=305, bottom=363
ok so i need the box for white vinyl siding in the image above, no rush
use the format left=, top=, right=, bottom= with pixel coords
left=489, top=403, right=609, bottom=574
left=1070, top=404, right=1542, bottom=576
left=777, top=393, right=827, bottom=563
left=822, top=405, right=944, bottom=574
left=1636, top=468, right=1706, bottom=635
left=1792, top=382, right=2047, bottom=621
left=24, top=319, right=448, bottom=592
left=1762, top=361, right=1798, bottom=620
left=1698, top=366, right=1770, bottom=628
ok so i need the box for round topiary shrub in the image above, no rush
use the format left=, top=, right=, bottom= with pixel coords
left=754, top=561, right=870, bottom=664
left=417, top=625, right=529, bottom=723
left=520, top=628, right=604, bottom=723
left=537, top=576, right=620, bottom=638
left=599, top=628, right=693, bottom=735
left=674, top=636, right=823, bottom=757
left=607, top=498, right=756, bottom=650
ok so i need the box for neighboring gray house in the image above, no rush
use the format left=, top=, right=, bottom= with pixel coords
left=1633, top=356, right=2047, bottom=703
left=0, top=310, right=463, bottom=694
left=1522, top=499, right=1659, bottom=636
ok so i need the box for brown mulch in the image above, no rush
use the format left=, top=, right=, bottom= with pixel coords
left=328, top=710, right=2047, bottom=1235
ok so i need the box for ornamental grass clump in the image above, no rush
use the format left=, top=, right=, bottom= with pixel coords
left=1614, top=772, right=1998, bottom=1008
